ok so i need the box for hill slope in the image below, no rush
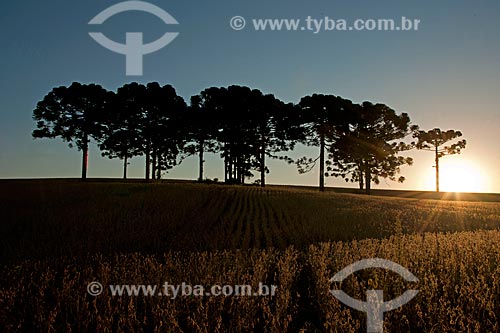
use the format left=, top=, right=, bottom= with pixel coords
left=2, top=180, right=500, bottom=261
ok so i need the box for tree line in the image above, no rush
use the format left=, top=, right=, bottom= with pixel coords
left=32, top=82, right=467, bottom=194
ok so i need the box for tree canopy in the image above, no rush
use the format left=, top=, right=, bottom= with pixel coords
left=413, top=128, right=467, bottom=192
left=296, top=94, right=352, bottom=191
left=328, top=102, right=416, bottom=194
left=33, top=82, right=112, bottom=179
left=32, top=82, right=467, bottom=194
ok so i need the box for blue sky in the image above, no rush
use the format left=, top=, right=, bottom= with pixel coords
left=1, top=0, right=499, bottom=192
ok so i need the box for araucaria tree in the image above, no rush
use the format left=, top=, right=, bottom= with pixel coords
left=217, top=86, right=261, bottom=184
left=34, top=81, right=468, bottom=193
left=32, top=82, right=112, bottom=180
left=296, top=94, right=352, bottom=192
left=200, top=86, right=259, bottom=184
left=185, top=94, right=219, bottom=182
left=413, top=128, right=467, bottom=192
left=103, top=83, right=149, bottom=179
left=143, top=82, right=187, bottom=180
left=329, top=102, right=415, bottom=195
left=99, top=87, right=143, bottom=179
left=249, top=93, right=298, bottom=187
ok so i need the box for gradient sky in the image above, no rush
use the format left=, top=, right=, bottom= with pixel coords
left=1, top=0, right=499, bottom=192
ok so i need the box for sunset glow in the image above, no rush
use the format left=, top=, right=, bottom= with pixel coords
left=423, top=159, right=487, bottom=193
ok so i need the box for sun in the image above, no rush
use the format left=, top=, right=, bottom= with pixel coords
left=423, top=159, right=487, bottom=193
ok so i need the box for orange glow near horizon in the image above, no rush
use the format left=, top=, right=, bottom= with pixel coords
left=423, top=159, right=488, bottom=193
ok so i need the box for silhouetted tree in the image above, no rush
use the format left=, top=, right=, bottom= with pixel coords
left=144, top=83, right=187, bottom=180
left=220, top=86, right=259, bottom=184
left=32, top=82, right=112, bottom=180
left=33, top=81, right=443, bottom=192
left=108, top=83, right=149, bottom=179
left=184, top=95, right=218, bottom=182
left=115, top=83, right=186, bottom=181
left=99, top=89, right=143, bottom=179
left=329, top=102, right=415, bottom=195
left=251, top=94, right=298, bottom=187
left=412, top=128, right=467, bottom=192
left=296, top=94, right=352, bottom=191
left=204, top=86, right=298, bottom=186
left=200, top=86, right=258, bottom=184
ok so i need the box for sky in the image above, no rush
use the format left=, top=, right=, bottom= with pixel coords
left=1, top=0, right=499, bottom=193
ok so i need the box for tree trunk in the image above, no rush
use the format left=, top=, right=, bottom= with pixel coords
left=151, top=148, right=157, bottom=181
left=359, top=170, right=364, bottom=190
left=365, top=162, right=371, bottom=195
left=224, top=157, right=228, bottom=183
left=123, top=155, right=128, bottom=179
left=224, top=146, right=230, bottom=183
left=156, top=154, right=161, bottom=180
left=260, top=141, right=266, bottom=187
left=319, top=134, right=325, bottom=192
left=234, top=154, right=241, bottom=184
left=240, top=157, right=244, bottom=184
left=81, top=134, right=89, bottom=181
left=233, top=155, right=238, bottom=183
left=198, top=139, right=204, bottom=182
left=356, top=162, right=364, bottom=190
left=145, top=143, right=150, bottom=181
left=435, top=145, right=440, bottom=193
left=237, top=156, right=240, bottom=183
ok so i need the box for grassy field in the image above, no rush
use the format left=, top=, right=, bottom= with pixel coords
left=1, top=180, right=500, bottom=332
